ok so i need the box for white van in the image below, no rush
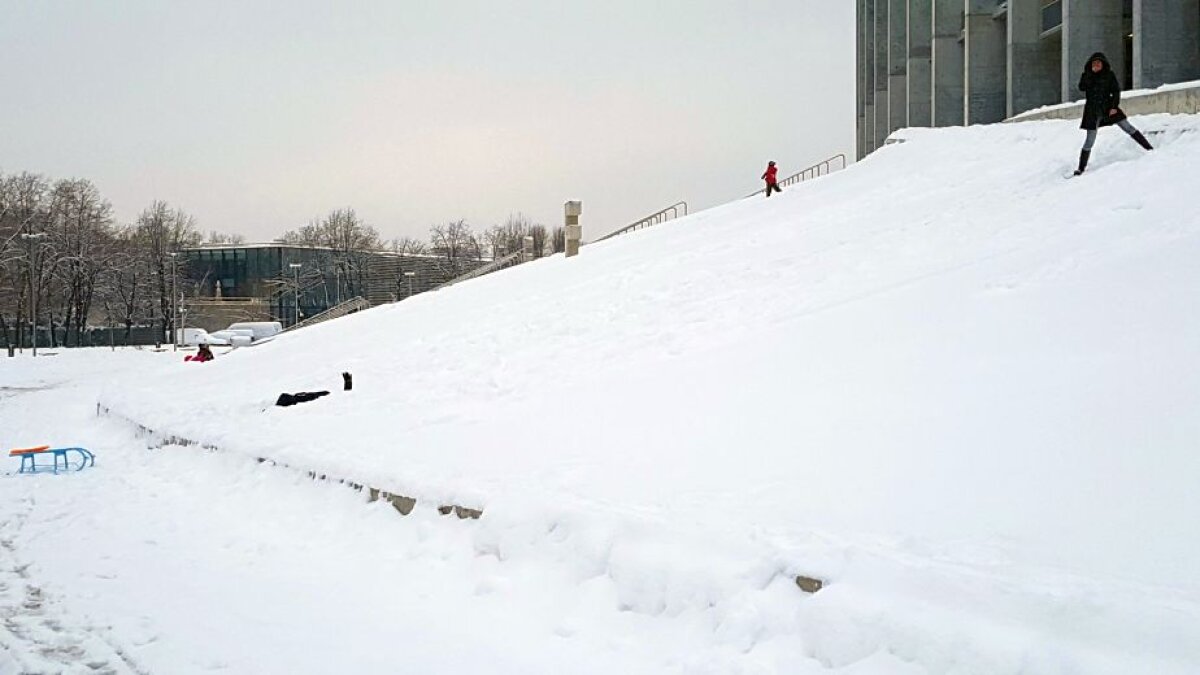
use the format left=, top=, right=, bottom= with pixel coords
left=204, top=321, right=283, bottom=346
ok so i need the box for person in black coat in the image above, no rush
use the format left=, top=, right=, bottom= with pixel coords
left=1074, top=52, right=1153, bottom=176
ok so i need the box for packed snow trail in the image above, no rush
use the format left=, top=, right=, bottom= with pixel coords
left=5, top=114, right=1200, bottom=672
left=1, top=359, right=148, bottom=675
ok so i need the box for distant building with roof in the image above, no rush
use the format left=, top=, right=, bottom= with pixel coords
left=180, top=243, right=478, bottom=331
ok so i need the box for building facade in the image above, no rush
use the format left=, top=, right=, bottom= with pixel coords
left=180, top=244, right=466, bottom=330
left=857, top=0, right=1200, bottom=157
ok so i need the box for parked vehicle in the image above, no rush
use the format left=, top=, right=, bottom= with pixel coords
left=187, top=321, right=283, bottom=347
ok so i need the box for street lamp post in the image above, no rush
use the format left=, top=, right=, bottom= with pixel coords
left=20, top=232, right=48, bottom=356
left=169, top=252, right=178, bottom=351
left=404, top=270, right=415, bottom=298
left=289, top=263, right=302, bottom=326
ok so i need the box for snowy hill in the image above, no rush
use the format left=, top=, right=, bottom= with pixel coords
left=97, top=115, right=1200, bottom=672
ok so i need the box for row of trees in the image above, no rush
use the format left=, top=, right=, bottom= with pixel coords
left=0, top=171, right=210, bottom=349
left=280, top=209, right=564, bottom=280
left=1, top=169, right=566, bottom=350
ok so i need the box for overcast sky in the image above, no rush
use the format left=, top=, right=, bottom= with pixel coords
left=0, top=1, right=855, bottom=243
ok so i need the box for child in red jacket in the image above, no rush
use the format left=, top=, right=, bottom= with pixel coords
left=762, top=161, right=781, bottom=197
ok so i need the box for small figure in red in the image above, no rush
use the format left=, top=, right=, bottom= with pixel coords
left=761, top=161, right=781, bottom=197
left=184, top=343, right=215, bottom=363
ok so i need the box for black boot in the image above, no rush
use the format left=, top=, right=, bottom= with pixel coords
left=1131, top=131, right=1153, bottom=151
left=1074, top=150, right=1091, bottom=176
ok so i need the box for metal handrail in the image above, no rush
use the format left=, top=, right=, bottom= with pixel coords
left=746, top=154, right=847, bottom=198
left=592, top=201, right=688, bottom=243
left=186, top=296, right=262, bottom=304
left=283, top=296, right=370, bottom=332
left=434, top=251, right=524, bottom=290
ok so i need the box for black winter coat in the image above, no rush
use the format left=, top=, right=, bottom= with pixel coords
left=1078, top=52, right=1127, bottom=131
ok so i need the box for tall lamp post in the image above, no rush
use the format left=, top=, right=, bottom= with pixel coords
left=289, top=263, right=302, bottom=326
left=404, top=270, right=415, bottom=298
left=169, top=252, right=178, bottom=351
left=20, top=232, right=48, bottom=356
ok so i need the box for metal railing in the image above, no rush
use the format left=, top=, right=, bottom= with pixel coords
left=283, top=296, right=370, bottom=332
left=746, top=154, right=847, bottom=198
left=591, top=201, right=688, bottom=243
left=434, top=251, right=524, bottom=291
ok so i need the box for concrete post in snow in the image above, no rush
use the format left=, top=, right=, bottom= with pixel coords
left=564, top=201, right=582, bottom=258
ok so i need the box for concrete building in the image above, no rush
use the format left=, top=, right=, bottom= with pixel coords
left=857, top=0, right=1200, bottom=158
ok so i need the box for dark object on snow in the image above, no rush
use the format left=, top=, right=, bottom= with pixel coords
left=275, top=391, right=330, bottom=407
left=342, top=371, right=353, bottom=391
left=794, top=575, right=824, bottom=594
left=1078, top=53, right=1126, bottom=131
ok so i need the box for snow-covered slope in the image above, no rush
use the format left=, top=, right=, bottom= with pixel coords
left=99, top=115, right=1200, bottom=671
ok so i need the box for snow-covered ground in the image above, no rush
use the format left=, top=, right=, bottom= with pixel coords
left=4, top=114, right=1200, bottom=673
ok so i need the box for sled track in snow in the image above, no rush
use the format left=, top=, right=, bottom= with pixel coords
left=0, top=495, right=149, bottom=675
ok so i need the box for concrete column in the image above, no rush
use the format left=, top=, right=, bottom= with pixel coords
left=564, top=201, right=581, bottom=258
left=1134, top=0, right=1200, bottom=89
left=863, top=0, right=877, bottom=155
left=875, top=0, right=890, bottom=147
left=1062, top=0, right=1126, bottom=101
left=964, top=0, right=1007, bottom=124
left=1008, top=0, right=1061, bottom=117
left=859, top=0, right=868, bottom=158
left=907, top=0, right=934, bottom=126
left=889, top=0, right=909, bottom=133
left=931, top=0, right=965, bottom=126
left=858, top=0, right=871, bottom=158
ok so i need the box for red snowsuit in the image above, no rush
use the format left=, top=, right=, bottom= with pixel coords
left=185, top=347, right=214, bottom=363
left=762, top=163, right=781, bottom=196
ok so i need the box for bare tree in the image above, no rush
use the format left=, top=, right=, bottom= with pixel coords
left=280, top=209, right=380, bottom=251
left=481, top=213, right=550, bottom=260
left=389, top=236, right=426, bottom=256
left=529, top=224, right=548, bottom=258
left=205, top=230, right=246, bottom=244
left=280, top=208, right=382, bottom=302
left=484, top=213, right=529, bottom=258
left=47, top=178, right=115, bottom=345
left=135, top=201, right=200, bottom=343
left=96, top=226, right=152, bottom=345
left=429, top=220, right=481, bottom=278
left=550, top=226, right=566, bottom=254
left=0, top=172, right=53, bottom=350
